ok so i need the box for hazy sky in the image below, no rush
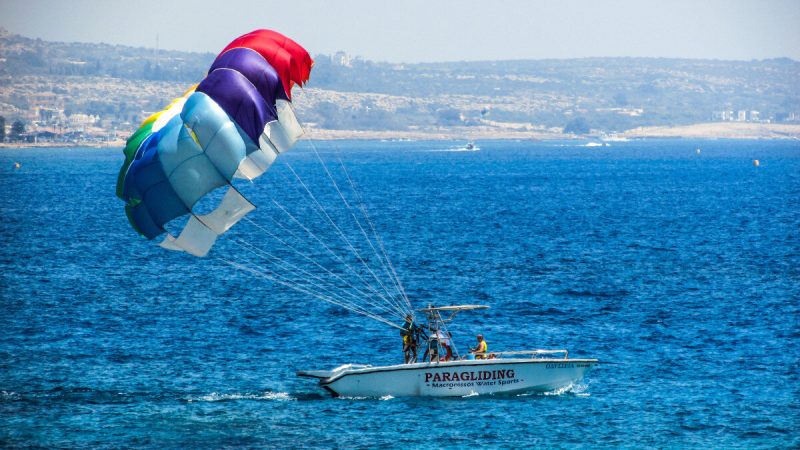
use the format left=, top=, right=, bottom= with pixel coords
left=1, top=0, right=798, bottom=62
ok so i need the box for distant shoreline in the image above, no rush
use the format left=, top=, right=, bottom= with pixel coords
left=307, top=122, right=800, bottom=141
left=1, top=123, right=798, bottom=148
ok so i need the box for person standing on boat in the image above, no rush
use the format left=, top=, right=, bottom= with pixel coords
left=428, top=331, right=440, bottom=362
left=470, top=334, right=488, bottom=359
left=400, top=315, right=418, bottom=363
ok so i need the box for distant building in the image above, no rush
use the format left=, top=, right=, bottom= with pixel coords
left=712, top=109, right=764, bottom=123
left=712, top=110, right=734, bottom=121
left=67, top=113, right=98, bottom=129
left=595, top=107, right=643, bottom=116
left=332, top=51, right=351, bottom=67
left=36, top=107, right=64, bottom=123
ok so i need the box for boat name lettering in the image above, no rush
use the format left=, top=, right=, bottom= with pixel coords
left=545, top=363, right=575, bottom=369
left=429, top=379, right=521, bottom=388
left=424, top=369, right=516, bottom=383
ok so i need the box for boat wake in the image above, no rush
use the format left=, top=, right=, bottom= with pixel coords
left=517, top=382, right=591, bottom=397
left=427, top=144, right=481, bottom=152
left=186, top=391, right=295, bottom=402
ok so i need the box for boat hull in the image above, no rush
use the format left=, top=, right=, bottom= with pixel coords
left=300, top=358, right=597, bottom=397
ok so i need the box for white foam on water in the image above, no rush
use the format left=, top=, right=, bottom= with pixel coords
left=544, top=382, right=590, bottom=397
left=336, top=396, right=370, bottom=401
left=425, top=145, right=481, bottom=153
left=462, top=390, right=480, bottom=398
left=571, top=382, right=591, bottom=397
left=542, top=383, right=575, bottom=396
left=187, top=391, right=294, bottom=402
left=336, top=394, right=396, bottom=401
left=514, top=382, right=590, bottom=397
left=1, top=390, right=20, bottom=400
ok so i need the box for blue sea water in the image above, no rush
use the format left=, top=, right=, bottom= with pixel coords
left=1, top=139, right=798, bottom=448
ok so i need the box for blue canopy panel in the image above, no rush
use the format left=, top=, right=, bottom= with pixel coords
left=177, top=92, right=248, bottom=180
left=122, top=133, right=163, bottom=239
left=156, top=92, right=256, bottom=256
left=121, top=131, right=158, bottom=205
left=121, top=96, right=257, bottom=256
left=124, top=117, right=189, bottom=238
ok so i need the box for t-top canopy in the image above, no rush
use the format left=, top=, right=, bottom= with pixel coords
left=418, top=305, right=489, bottom=313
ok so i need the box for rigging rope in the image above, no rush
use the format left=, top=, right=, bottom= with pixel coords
left=233, top=238, right=408, bottom=319
left=218, top=256, right=403, bottom=329
left=275, top=164, right=410, bottom=317
left=336, top=155, right=413, bottom=312
left=213, top=108, right=415, bottom=330
left=306, top=142, right=410, bottom=309
left=267, top=197, right=404, bottom=314
left=284, top=161, right=400, bottom=304
left=242, top=216, right=397, bottom=313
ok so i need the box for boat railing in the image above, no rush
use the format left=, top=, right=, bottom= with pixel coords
left=487, top=349, right=569, bottom=359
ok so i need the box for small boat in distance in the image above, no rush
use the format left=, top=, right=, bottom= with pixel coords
left=298, top=305, right=598, bottom=397
left=463, top=141, right=479, bottom=151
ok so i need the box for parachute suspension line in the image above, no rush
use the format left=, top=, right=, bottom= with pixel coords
left=232, top=238, right=408, bottom=320
left=218, top=256, right=403, bottom=330
left=220, top=256, right=403, bottom=329
left=231, top=239, right=405, bottom=320
left=295, top=128, right=412, bottom=314
left=234, top=131, right=408, bottom=321
left=241, top=216, right=398, bottom=316
left=304, top=140, right=409, bottom=311
left=288, top=105, right=411, bottom=314
left=245, top=142, right=392, bottom=309
left=336, top=154, right=412, bottom=312
left=267, top=196, right=406, bottom=316
left=250, top=200, right=396, bottom=311
left=232, top=239, right=367, bottom=312
left=282, top=162, right=411, bottom=317
left=337, top=155, right=413, bottom=309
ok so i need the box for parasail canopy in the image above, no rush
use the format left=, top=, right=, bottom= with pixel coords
left=115, top=31, right=413, bottom=329
left=116, top=30, right=313, bottom=257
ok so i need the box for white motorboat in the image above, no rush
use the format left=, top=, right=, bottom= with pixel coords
left=299, top=305, right=598, bottom=397
left=464, top=141, right=479, bottom=151
left=298, top=355, right=597, bottom=397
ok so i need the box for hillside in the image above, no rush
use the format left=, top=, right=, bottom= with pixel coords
left=1, top=29, right=798, bottom=142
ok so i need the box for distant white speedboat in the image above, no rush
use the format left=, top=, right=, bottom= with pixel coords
left=298, top=305, right=598, bottom=397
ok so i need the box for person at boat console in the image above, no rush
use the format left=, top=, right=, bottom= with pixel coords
left=470, top=334, right=488, bottom=359
left=437, top=330, right=453, bottom=362
left=400, top=314, right=418, bottom=364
